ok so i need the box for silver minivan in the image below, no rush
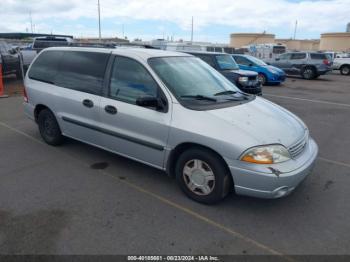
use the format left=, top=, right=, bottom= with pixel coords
left=24, top=47, right=318, bottom=204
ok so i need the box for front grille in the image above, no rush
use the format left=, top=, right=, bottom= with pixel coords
left=248, top=76, right=257, bottom=81
left=288, top=131, right=309, bottom=158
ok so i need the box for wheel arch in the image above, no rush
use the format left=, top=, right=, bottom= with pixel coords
left=34, top=104, right=51, bottom=123
left=166, top=142, right=232, bottom=180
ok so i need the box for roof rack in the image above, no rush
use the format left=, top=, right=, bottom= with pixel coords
left=71, top=42, right=160, bottom=49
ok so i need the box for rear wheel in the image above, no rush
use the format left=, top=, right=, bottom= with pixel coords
left=258, top=73, right=267, bottom=85
left=301, top=67, right=316, bottom=80
left=340, top=65, right=350, bottom=75
left=38, top=109, right=64, bottom=146
left=175, top=148, right=232, bottom=204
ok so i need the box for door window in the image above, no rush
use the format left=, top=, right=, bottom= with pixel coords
left=55, top=51, right=110, bottom=95
left=233, top=56, right=251, bottom=66
left=279, top=53, right=291, bottom=60
left=197, top=55, right=216, bottom=68
left=109, top=56, right=159, bottom=105
left=290, top=53, right=306, bottom=60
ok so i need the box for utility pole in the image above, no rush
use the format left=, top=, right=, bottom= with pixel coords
left=293, top=20, right=298, bottom=40
left=98, top=0, right=102, bottom=42
left=191, top=16, right=194, bottom=43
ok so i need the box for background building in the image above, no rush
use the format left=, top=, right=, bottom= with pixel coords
left=230, top=33, right=275, bottom=48
left=275, top=39, right=320, bottom=51
left=320, top=33, right=350, bottom=52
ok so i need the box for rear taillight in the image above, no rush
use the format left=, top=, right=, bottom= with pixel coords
left=23, top=87, right=28, bottom=103
left=323, top=59, right=330, bottom=66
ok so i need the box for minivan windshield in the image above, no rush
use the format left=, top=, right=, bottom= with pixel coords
left=148, top=56, right=247, bottom=107
left=215, top=55, right=239, bottom=70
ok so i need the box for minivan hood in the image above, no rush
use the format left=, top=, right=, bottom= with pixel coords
left=207, top=97, right=306, bottom=147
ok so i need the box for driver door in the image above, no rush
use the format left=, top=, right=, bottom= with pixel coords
left=99, top=55, right=172, bottom=169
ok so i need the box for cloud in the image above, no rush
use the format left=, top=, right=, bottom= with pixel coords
left=1, top=0, right=349, bottom=37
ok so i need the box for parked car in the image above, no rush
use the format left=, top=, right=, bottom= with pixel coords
left=0, top=40, right=22, bottom=79
left=32, top=36, right=74, bottom=52
left=232, top=54, right=286, bottom=85
left=183, top=51, right=262, bottom=95
left=24, top=47, right=318, bottom=204
left=332, top=57, right=350, bottom=75
left=270, top=52, right=332, bottom=80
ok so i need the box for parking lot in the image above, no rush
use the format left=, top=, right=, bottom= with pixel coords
left=0, top=72, right=349, bottom=258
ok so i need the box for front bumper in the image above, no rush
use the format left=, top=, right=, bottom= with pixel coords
left=226, top=138, right=318, bottom=199
left=268, top=74, right=286, bottom=83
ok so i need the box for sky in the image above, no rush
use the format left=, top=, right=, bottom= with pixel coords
left=1, top=0, right=350, bottom=43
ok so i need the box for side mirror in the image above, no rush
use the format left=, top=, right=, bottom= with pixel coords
left=249, top=63, right=253, bottom=67
left=136, top=96, right=163, bottom=110
left=275, top=58, right=280, bottom=61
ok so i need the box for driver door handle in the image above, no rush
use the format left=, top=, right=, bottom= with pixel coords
left=105, top=105, right=117, bottom=115
left=82, top=99, right=94, bottom=108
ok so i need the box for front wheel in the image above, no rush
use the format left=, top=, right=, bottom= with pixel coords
left=258, top=73, right=267, bottom=85
left=38, top=109, right=64, bottom=146
left=340, top=65, right=350, bottom=75
left=175, top=148, right=232, bottom=204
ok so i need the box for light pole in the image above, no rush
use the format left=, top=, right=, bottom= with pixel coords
left=98, top=0, right=102, bottom=42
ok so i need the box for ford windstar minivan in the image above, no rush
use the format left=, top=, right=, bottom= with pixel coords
left=24, top=47, right=318, bottom=204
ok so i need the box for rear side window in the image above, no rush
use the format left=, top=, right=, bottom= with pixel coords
left=28, top=51, right=63, bottom=83
left=197, top=55, right=216, bottom=68
left=291, top=53, right=306, bottom=60
left=310, top=53, right=328, bottom=60
left=55, top=51, right=110, bottom=95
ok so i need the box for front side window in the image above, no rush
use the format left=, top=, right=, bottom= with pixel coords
left=291, top=53, right=306, bottom=60
left=215, top=55, right=239, bottom=70
left=279, top=53, right=291, bottom=60
left=233, top=56, right=251, bottom=66
left=197, top=55, right=216, bottom=68
left=109, top=56, right=159, bottom=104
left=55, top=51, right=109, bottom=95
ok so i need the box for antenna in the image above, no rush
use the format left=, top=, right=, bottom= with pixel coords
left=293, top=20, right=298, bottom=40
left=98, top=0, right=102, bottom=42
left=191, top=16, right=194, bottom=43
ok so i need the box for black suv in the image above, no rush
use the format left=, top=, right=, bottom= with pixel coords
left=0, top=41, right=22, bottom=79
left=184, top=51, right=262, bottom=95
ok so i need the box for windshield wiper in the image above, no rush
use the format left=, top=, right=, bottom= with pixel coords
left=214, top=90, right=237, bottom=96
left=180, top=95, right=217, bottom=102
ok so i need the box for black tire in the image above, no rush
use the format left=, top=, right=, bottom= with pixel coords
left=258, top=73, right=267, bottom=85
left=175, top=147, right=232, bottom=204
left=301, top=67, right=316, bottom=80
left=340, top=65, right=350, bottom=75
left=38, top=109, right=64, bottom=146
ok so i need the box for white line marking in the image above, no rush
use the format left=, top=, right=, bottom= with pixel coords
left=264, top=94, right=350, bottom=108
left=0, top=120, right=293, bottom=259
left=318, top=157, right=350, bottom=169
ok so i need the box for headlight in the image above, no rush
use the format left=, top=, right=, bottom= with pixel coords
left=268, top=68, right=278, bottom=74
left=238, top=76, right=249, bottom=83
left=240, top=145, right=291, bottom=164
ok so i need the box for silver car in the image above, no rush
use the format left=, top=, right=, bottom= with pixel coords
left=24, top=47, right=318, bottom=204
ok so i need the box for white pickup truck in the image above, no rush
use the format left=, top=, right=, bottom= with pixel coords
left=332, top=57, right=350, bottom=75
